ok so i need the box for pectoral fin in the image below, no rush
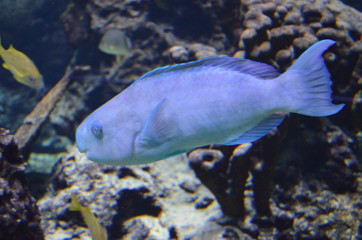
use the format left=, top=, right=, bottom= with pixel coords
left=2, top=63, right=9, bottom=70
left=138, top=98, right=178, bottom=148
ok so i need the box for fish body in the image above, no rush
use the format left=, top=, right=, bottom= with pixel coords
left=0, top=38, right=44, bottom=89
left=98, top=29, right=132, bottom=57
left=70, top=195, right=107, bottom=240
left=76, top=40, right=344, bottom=166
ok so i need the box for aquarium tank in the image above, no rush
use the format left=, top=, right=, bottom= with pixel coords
left=0, top=0, right=361, bottom=240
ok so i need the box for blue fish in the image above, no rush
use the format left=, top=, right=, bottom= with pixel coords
left=76, top=40, right=344, bottom=165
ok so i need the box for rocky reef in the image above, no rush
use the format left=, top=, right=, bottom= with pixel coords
left=0, top=129, right=44, bottom=240
left=38, top=149, right=222, bottom=239
left=0, top=0, right=361, bottom=239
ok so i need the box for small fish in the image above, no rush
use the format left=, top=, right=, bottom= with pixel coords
left=0, top=37, right=44, bottom=89
left=98, top=29, right=132, bottom=62
left=76, top=40, right=344, bottom=166
left=70, top=195, right=108, bottom=240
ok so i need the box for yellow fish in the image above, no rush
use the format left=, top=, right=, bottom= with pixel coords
left=0, top=37, right=44, bottom=89
left=70, top=194, right=108, bottom=240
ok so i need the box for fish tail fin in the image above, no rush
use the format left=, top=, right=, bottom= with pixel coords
left=70, top=195, right=81, bottom=211
left=280, top=39, right=344, bottom=117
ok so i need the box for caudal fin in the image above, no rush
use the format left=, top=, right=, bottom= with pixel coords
left=281, top=40, right=344, bottom=117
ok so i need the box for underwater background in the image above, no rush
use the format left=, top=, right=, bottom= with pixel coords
left=0, top=0, right=361, bottom=239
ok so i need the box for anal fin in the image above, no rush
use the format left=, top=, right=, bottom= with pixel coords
left=219, top=113, right=286, bottom=145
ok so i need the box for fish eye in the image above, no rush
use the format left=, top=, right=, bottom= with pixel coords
left=90, top=121, right=103, bottom=137
left=29, top=76, right=36, bottom=82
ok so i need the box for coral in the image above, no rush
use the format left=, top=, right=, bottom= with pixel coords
left=190, top=221, right=250, bottom=240
left=61, top=2, right=90, bottom=46
left=188, top=118, right=360, bottom=239
left=189, top=146, right=251, bottom=218
left=237, top=0, right=362, bottom=110
left=121, top=215, right=170, bottom=239
left=188, top=122, right=287, bottom=219
left=0, top=129, right=44, bottom=240
left=37, top=149, right=222, bottom=239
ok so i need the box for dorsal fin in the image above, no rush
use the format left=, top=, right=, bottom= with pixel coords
left=139, top=56, right=280, bottom=80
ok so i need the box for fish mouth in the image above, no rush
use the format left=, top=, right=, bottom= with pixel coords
left=78, top=147, right=88, bottom=155
left=75, top=127, right=88, bottom=154
left=76, top=141, right=88, bottom=154
left=78, top=147, right=91, bottom=160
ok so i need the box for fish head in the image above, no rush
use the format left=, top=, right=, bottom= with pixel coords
left=76, top=108, right=140, bottom=166
left=16, top=72, right=44, bottom=89
left=29, top=74, right=44, bottom=89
